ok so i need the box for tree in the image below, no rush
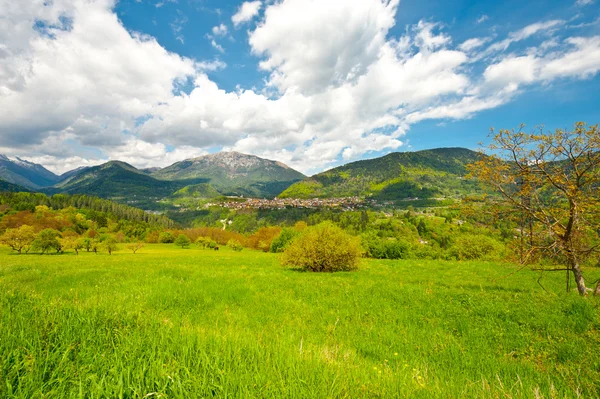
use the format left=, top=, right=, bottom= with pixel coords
left=126, top=241, right=145, bottom=254
left=281, top=222, right=362, bottom=272
left=58, top=236, right=84, bottom=255
left=102, top=235, right=118, bottom=255
left=0, top=225, right=36, bottom=254
left=469, top=122, right=600, bottom=296
left=174, top=234, right=191, bottom=248
left=159, top=231, right=175, bottom=243
left=32, top=228, right=61, bottom=254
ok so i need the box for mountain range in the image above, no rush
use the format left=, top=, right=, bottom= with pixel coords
left=0, top=148, right=483, bottom=206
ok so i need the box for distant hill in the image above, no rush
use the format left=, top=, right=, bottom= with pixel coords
left=48, top=161, right=204, bottom=208
left=153, top=152, right=306, bottom=198
left=172, top=183, right=221, bottom=199
left=279, top=148, right=483, bottom=200
left=0, top=178, right=31, bottom=192
left=0, top=154, right=59, bottom=189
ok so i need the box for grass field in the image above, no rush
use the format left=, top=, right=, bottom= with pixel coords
left=1, top=244, right=599, bottom=398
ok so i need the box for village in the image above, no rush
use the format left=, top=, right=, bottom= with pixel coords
left=210, top=196, right=375, bottom=210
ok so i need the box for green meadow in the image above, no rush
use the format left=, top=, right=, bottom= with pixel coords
left=1, top=245, right=599, bottom=398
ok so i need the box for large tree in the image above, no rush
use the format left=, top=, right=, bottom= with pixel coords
left=469, top=122, right=600, bottom=296
left=0, top=225, right=36, bottom=254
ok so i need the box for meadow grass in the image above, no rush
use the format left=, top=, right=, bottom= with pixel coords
left=1, top=244, right=599, bottom=398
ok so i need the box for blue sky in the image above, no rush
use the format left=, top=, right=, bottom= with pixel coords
left=0, top=0, right=599, bottom=174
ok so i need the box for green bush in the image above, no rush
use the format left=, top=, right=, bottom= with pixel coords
left=270, top=228, right=299, bottom=253
left=196, top=236, right=218, bottom=249
left=175, top=234, right=191, bottom=248
left=158, top=231, right=175, bottom=243
left=281, top=222, right=361, bottom=272
left=227, top=239, right=244, bottom=252
left=362, top=233, right=411, bottom=260
left=450, top=234, right=503, bottom=260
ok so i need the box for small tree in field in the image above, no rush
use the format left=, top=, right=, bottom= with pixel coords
left=126, top=242, right=145, bottom=254
left=175, top=234, right=191, bottom=248
left=58, top=236, right=84, bottom=255
left=102, top=236, right=118, bottom=255
left=32, top=228, right=61, bottom=254
left=281, top=222, right=362, bottom=272
left=469, top=122, right=600, bottom=296
left=0, top=225, right=35, bottom=254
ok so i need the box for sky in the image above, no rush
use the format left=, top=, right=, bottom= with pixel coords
left=0, top=0, right=599, bottom=176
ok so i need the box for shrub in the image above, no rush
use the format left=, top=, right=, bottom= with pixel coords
left=158, top=231, right=175, bottom=243
left=281, top=222, right=361, bottom=272
left=362, top=233, right=411, bottom=259
left=270, top=228, right=299, bottom=253
left=227, top=239, right=244, bottom=252
left=174, top=234, right=191, bottom=248
left=196, top=236, right=218, bottom=249
left=449, top=234, right=503, bottom=260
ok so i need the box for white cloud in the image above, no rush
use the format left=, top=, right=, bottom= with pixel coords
left=458, top=37, right=490, bottom=52
left=249, top=0, right=399, bottom=94
left=210, top=39, right=225, bottom=53
left=477, top=15, right=489, bottom=24
left=576, top=0, right=593, bottom=5
left=486, top=20, right=564, bottom=53
left=212, top=24, right=228, bottom=36
left=232, top=1, right=262, bottom=27
left=1, top=0, right=600, bottom=175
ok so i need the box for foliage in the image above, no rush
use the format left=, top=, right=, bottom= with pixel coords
left=158, top=231, right=175, bottom=243
left=449, top=234, right=503, bottom=261
left=227, top=239, right=244, bottom=252
left=174, top=234, right=191, bottom=248
left=196, top=236, right=218, bottom=249
left=126, top=242, right=145, bottom=254
left=468, top=122, right=600, bottom=295
left=31, top=228, right=61, bottom=254
left=0, top=225, right=35, bottom=254
left=101, top=235, right=118, bottom=255
left=270, top=228, right=299, bottom=253
left=281, top=222, right=362, bottom=272
left=246, top=226, right=281, bottom=252
left=362, top=232, right=411, bottom=259
left=58, top=235, right=84, bottom=255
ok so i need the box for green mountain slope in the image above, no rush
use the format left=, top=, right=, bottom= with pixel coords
left=0, top=178, right=31, bottom=192
left=0, top=154, right=59, bottom=189
left=153, top=152, right=305, bottom=198
left=279, top=148, right=483, bottom=199
left=48, top=161, right=204, bottom=208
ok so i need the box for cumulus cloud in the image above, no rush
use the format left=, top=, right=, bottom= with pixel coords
left=1, top=0, right=600, bottom=175
left=232, top=1, right=261, bottom=27
left=250, top=0, right=399, bottom=95
left=212, top=24, right=228, bottom=36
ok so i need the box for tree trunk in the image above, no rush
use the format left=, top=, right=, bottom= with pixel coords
left=570, top=257, right=588, bottom=296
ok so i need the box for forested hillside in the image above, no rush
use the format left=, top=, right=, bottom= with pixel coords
left=279, top=148, right=483, bottom=199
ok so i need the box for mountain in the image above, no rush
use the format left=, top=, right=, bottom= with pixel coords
left=153, top=152, right=306, bottom=198
left=58, top=166, right=90, bottom=182
left=279, top=148, right=483, bottom=200
left=48, top=161, right=204, bottom=208
left=0, top=154, right=59, bottom=189
left=0, top=178, right=31, bottom=192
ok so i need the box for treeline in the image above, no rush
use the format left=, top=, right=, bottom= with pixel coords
left=0, top=192, right=176, bottom=228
